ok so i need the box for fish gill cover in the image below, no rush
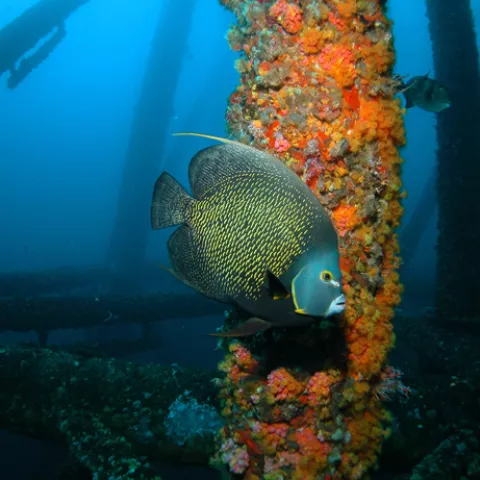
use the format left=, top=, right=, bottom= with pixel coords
left=211, top=0, right=407, bottom=478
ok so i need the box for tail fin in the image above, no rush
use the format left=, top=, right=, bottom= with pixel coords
left=151, top=172, right=193, bottom=229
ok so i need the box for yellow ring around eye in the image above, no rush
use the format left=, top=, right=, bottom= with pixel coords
left=320, top=270, right=333, bottom=282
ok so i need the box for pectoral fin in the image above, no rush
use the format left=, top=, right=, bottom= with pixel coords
left=264, top=270, right=290, bottom=300
left=404, top=94, right=414, bottom=108
left=209, top=317, right=272, bottom=337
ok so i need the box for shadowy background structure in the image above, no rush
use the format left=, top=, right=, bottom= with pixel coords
left=0, top=0, right=89, bottom=88
left=107, top=0, right=197, bottom=292
left=425, top=0, right=480, bottom=322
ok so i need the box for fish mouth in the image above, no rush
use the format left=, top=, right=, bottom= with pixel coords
left=326, top=294, right=346, bottom=316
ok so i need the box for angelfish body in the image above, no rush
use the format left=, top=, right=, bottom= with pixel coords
left=151, top=134, right=345, bottom=336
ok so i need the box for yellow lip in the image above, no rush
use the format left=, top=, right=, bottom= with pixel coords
left=295, top=308, right=308, bottom=315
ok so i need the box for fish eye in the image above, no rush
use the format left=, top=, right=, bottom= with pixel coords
left=320, top=270, right=333, bottom=282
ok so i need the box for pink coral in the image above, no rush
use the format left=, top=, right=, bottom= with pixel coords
left=274, top=135, right=291, bottom=153
left=266, top=423, right=289, bottom=438
left=229, top=341, right=258, bottom=372
left=264, top=451, right=303, bottom=475
left=220, top=439, right=250, bottom=474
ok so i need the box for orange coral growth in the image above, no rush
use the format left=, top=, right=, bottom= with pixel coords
left=295, top=427, right=330, bottom=460
left=343, top=86, right=360, bottom=111
left=217, top=0, right=405, bottom=477
left=267, top=367, right=304, bottom=401
left=319, top=44, right=356, bottom=87
left=301, top=27, right=330, bottom=54
left=218, top=341, right=260, bottom=383
left=328, top=11, right=348, bottom=31
left=269, top=0, right=303, bottom=35
left=353, top=97, right=406, bottom=147
left=336, top=0, right=357, bottom=19
left=331, top=204, right=360, bottom=237
left=306, top=370, right=343, bottom=407
left=360, top=41, right=395, bottom=75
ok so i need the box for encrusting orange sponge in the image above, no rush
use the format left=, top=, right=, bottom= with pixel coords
left=213, top=0, right=406, bottom=478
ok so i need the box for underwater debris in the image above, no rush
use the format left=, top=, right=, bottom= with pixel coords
left=0, top=291, right=222, bottom=333
left=410, top=430, right=480, bottom=480
left=0, top=345, right=219, bottom=478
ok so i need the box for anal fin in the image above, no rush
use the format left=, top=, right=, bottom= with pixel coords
left=209, top=317, right=272, bottom=337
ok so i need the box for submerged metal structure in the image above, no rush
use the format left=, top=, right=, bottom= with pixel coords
left=426, top=0, right=480, bottom=321
left=0, top=0, right=89, bottom=88
left=213, top=0, right=406, bottom=477
left=108, top=0, right=196, bottom=291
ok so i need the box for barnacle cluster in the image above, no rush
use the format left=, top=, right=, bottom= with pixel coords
left=214, top=0, right=406, bottom=478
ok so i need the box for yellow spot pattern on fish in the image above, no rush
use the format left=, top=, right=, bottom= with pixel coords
left=187, top=172, right=321, bottom=301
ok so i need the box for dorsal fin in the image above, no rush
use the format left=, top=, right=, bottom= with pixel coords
left=173, top=132, right=249, bottom=148
left=173, top=132, right=303, bottom=199
left=404, top=92, right=414, bottom=108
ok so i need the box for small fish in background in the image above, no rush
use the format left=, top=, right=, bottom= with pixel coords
left=398, top=73, right=451, bottom=113
left=151, top=133, right=345, bottom=337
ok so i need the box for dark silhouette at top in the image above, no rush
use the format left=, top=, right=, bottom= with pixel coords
left=0, top=0, right=89, bottom=88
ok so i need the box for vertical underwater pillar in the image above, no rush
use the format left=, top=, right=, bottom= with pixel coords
left=108, top=0, right=196, bottom=291
left=213, top=1, right=406, bottom=478
left=425, top=0, right=480, bottom=321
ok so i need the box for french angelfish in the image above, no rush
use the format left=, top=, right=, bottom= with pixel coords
left=150, top=133, right=345, bottom=336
